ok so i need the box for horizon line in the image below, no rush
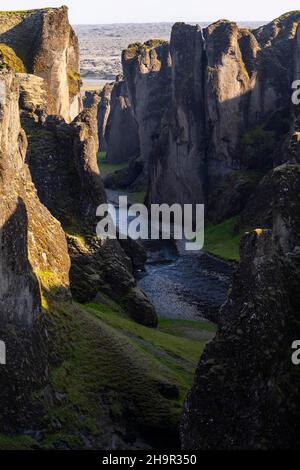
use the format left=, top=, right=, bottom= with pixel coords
left=72, top=19, right=268, bottom=25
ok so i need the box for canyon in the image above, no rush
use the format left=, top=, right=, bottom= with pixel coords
left=0, top=5, right=299, bottom=451
left=93, top=10, right=300, bottom=449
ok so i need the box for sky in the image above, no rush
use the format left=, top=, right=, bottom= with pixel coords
left=2, top=0, right=300, bottom=24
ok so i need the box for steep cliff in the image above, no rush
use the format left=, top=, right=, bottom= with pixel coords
left=19, top=76, right=157, bottom=328
left=122, top=40, right=172, bottom=179
left=181, top=156, right=300, bottom=448
left=105, top=76, right=140, bottom=163
left=97, top=82, right=113, bottom=152
left=0, top=7, right=82, bottom=122
left=148, top=24, right=207, bottom=207
left=122, top=14, right=298, bottom=221
left=0, top=70, right=70, bottom=431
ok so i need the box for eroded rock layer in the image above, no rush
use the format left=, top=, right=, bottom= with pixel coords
left=0, top=70, right=71, bottom=431
left=0, top=7, right=82, bottom=122
left=120, top=13, right=299, bottom=221
left=181, top=157, right=300, bottom=449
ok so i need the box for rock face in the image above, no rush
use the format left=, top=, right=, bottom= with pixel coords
left=21, top=85, right=106, bottom=227
left=105, top=76, right=140, bottom=163
left=0, top=71, right=70, bottom=324
left=98, top=82, right=113, bottom=152
left=181, top=154, right=300, bottom=448
left=122, top=40, right=172, bottom=176
left=68, top=236, right=157, bottom=327
left=0, top=70, right=71, bottom=431
left=148, top=24, right=207, bottom=207
left=0, top=7, right=82, bottom=122
left=18, top=73, right=157, bottom=328
left=121, top=14, right=299, bottom=221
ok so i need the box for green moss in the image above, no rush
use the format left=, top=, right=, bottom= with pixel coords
left=274, top=11, right=300, bottom=23
left=144, top=39, right=169, bottom=49
left=239, top=58, right=250, bottom=80
left=97, top=151, right=107, bottom=162
left=128, top=190, right=146, bottom=204
left=242, top=127, right=276, bottom=148
left=63, top=217, right=87, bottom=245
left=241, top=126, right=276, bottom=169
left=127, top=42, right=143, bottom=50
left=36, top=300, right=214, bottom=448
left=204, top=216, right=245, bottom=261
left=99, top=159, right=129, bottom=175
left=67, top=68, right=82, bottom=98
left=0, top=434, right=37, bottom=450
left=0, top=9, right=50, bottom=14
left=86, top=303, right=214, bottom=373
left=0, top=43, right=26, bottom=72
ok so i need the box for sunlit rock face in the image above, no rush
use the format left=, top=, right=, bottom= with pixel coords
left=0, top=6, right=82, bottom=122
left=122, top=13, right=300, bottom=221
left=0, top=71, right=70, bottom=327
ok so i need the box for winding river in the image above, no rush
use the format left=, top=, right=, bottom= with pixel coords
left=106, top=189, right=234, bottom=323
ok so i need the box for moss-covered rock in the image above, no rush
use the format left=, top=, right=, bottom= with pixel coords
left=0, top=43, right=26, bottom=72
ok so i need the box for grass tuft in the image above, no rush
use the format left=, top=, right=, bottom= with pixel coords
left=204, top=216, right=245, bottom=261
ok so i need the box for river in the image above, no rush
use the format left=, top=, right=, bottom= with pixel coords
left=106, top=189, right=234, bottom=323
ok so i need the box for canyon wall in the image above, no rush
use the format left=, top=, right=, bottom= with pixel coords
left=19, top=70, right=157, bottom=328
left=181, top=160, right=300, bottom=449
left=105, top=76, right=140, bottom=163
left=0, top=70, right=71, bottom=430
left=180, top=20, right=300, bottom=445
left=122, top=40, right=172, bottom=172
left=0, top=6, right=82, bottom=122
left=0, top=71, right=70, bottom=326
left=120, top=13, right=299, bottom=221
left=97, top=82, right=113, bottom=152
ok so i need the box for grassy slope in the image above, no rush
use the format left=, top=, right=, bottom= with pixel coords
left=1, top=301, right=215, bottom=449
left=98, top=153, right=146, bottom=204
left=204, top=216, right=245, bottom=261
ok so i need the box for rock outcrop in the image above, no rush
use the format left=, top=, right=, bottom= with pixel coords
left=120, top=14, right=299, bottom=221
left=181, top=153, right=300, bottom=448
left=0, top=71, right=70, bottom=323
left=21, top=88, right=105, bottom=227
left=148, top=24, right=207, bottom=207
left=0, top=7, right=82, bottom=122
left=97, top=82, right=113, bottom=152
left=0, top=70, right=71, bottom=431
left=105, top=76, right=140, bottom=163
left=122, top=40, right=172, bottom=178
left=18, top=74, right=157, bottom=328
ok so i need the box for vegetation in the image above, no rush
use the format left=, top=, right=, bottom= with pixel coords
left=67, top=68, right=82, bottom=98
left=97, top=152, right=129, bottom=176
left=0, top=434, right=37, bottom=450
left=97, top=151, right=107, bottom=162
left=275, top=11, right=300, bottom=23
left=127, top=190, right=147, bottom=204
left=29, top=301, right=216, bottom=449
left=239, top=58, right=250, bottom=81
left=127, top=42, right=143, bottom=50
left=0, top=9, right=48, bottom=15
left=144, top=39, right=169, bottom=48
left=63, top=217, right=87, bottom=246
left=241, top=126, right=276, bottom=168
left=204, top=216, right=245, bottom=261
left=0, top=43, right=26, bottom=73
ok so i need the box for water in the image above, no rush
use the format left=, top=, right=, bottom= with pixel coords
left=107, top=190, right=234, bottom=322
